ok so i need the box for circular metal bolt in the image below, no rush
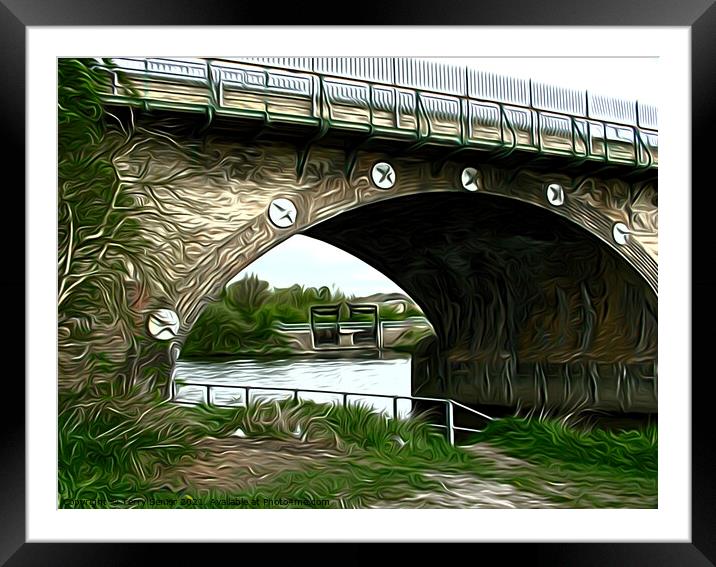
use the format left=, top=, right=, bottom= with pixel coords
left=461, top=167, right=480, bottom=192
left=613, top=222, right=630, bottom=245
left=147, top=309, right=180, bottom=341
left=371, top=162, right=396, bottom=189
left=546, top=183, right=565, bottom=206
left=268, top=198, right=297, bottom=228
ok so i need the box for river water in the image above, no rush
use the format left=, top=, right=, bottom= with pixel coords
left=173, top=354, right=413, bottom=418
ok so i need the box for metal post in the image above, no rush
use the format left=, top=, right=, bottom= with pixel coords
left=446, top=401, right=455, bottom=445
left=245, top=387, right=250, bottom=406
left=206, top=385, right=211, bottom=406
left=343, top=393, right=348, bottom=408
left=293, top=389, right=299, bottom=404
left=393, top=397, right=398, bottom=420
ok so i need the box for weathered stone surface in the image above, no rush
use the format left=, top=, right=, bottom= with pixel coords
left=107, top=112, right=656, bottom=320
left=60, top=109, right=657, bottom=410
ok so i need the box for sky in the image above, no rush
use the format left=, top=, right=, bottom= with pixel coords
left=229, top=57, right=657, bottom=296
left=229, top=235, right=406, bottom=297
left=438, top=57, right=658, bottom=106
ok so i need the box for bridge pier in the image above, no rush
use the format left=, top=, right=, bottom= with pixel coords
left=412, top=353, right=658, bottom=415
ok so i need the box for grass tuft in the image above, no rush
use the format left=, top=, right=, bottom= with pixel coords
left=467, top=416, right=657, bottom=479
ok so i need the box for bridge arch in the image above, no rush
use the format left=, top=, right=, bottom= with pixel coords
left=145, top=140, right=657, bottom=329
left=302, top=192, right=656, bottom=412
left=97, top=111, right=657, bottom=412
left=171, top=184, right=656, bottom=415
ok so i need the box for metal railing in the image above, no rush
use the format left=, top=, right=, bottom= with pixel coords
left=172, top=380, right=493, bottom=445
left=96, top=57, right=658, bottom=170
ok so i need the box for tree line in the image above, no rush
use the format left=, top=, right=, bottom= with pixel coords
left=181, top=274, right=423, bottom=358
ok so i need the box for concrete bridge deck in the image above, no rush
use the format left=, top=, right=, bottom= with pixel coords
left=93, top=56, right=658, bottom=172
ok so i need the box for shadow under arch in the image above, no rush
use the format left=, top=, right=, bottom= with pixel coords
left=304, top=191, right=657, bottom=416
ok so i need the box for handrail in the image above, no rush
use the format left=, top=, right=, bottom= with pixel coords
left=98, top=57, right=658, bottom=170
left=102, top=56, right=656, bottom=131
left=172, top=380, right=493, bottom=445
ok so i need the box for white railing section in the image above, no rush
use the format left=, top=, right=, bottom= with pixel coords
left=172, top=380, right=493, bottom=445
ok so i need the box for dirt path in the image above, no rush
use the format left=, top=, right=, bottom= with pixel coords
left=463, top=442, right=536, bottom=470
left=462, top=442, right=657, bottom=509
left=162, top=436, right=344, bottom=493
left=372, top=472, right=556, bottom=508
left=380, top=442, right=558, bottom=509
left=160, top=436, right=571, bottom=508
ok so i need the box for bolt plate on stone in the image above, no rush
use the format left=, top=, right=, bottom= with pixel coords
left=461, top=167, right=480, bottom=192
left=148, top=309, right=180, bottom=340
left=546, top=183, right=565, bottom=206
left=613, top=222, right=630, bottom=245
left=371, top=162, right=396, bottom=189
left=268, top=198, right=297, bottom=228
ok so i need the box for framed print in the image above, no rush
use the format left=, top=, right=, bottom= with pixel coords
left=5, top=0, right=713, bottom=564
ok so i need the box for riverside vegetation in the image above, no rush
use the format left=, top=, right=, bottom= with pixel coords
left=59, top=390, right=657, bottom=509
left=181, top=274, right=427, bottom=358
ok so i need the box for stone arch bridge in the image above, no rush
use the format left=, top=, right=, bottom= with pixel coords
left=63, top=57, right=658, bottom=415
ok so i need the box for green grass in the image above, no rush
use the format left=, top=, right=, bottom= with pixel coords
left=468, top=416, right=657, bottom=478
left=59, top=392, right=657, bottom=509
left=464, top=416, right=658, bottom=507
left=59, top=391, right=202, bottom=504
left=131, top=463, right=444, bottom=509
left=58, top=395, right=466, bottom=508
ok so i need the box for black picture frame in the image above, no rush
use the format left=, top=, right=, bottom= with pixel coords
left=4, top=1, right=713, bottom=564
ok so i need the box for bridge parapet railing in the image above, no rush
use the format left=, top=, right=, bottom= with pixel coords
left=92, top=57, right=658, bottom=170
left=171, top=380, right=494, bottom=445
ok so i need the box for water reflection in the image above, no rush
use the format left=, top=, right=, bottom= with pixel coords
left=174, top=353, right=413, bottom=418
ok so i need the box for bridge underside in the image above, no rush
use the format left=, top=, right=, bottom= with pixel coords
left=307, top=193, right=657, bottom=414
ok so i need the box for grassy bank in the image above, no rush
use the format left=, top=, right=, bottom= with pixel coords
left=466, top=417, right=657, bottom=508
left=59, top=394, right=466, bottom=508
left=59, top=392, right=657, bottom=509
left=469, top=416, right=657, bottom=478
